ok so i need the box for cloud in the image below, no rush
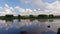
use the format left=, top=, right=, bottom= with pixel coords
left=15, top=0, right=60, bottom=16
left=4, top=4, right=15, bottom=15
left=45, top=1, right=60, bottom=15
left=0, top=7, right=5, bottom=16
left=15, top=6, right=26, bottom=12
left=15, top=6, right=32, bottom=16
left=15, top=6, right=49, bottom=16
left=0, top=0, right=60, bottom=16
left=0, top=4, right=16, bottom=16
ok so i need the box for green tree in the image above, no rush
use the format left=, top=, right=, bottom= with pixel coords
left=37, top=14, right=48, bottom=19
left=18, top=15, right=22, bottom=19
left=49, top=14, right=54, bottom=18
left=29, top=15, right=35, bottom=19
left=5, top=15, right=13, bottom=20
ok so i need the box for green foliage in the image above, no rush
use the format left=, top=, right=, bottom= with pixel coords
left=29, top=15, right=35, bottom=19
left=37, top=14, right=48, bottom=19
left=5, top=15, right=14, bottom=20
left=18, top=15, right=22, bottom=19
left=54, top=16, right=60, bottom=18
left=49, top=14, right=54, bottom=18
left=0, top=14, right=60, bottom=20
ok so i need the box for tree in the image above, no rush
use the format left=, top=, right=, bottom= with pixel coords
left=5, top=15, right=13, bottom=20
left=37, top=14, right=48, bottom=19
left=29, top=15, right=35, bottom=19
left=49, top=14, right=54, bottom=18
left=18, top=15, right=22, bottom=19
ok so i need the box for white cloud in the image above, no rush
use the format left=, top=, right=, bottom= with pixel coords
left=4, top=4, right=14, bottom=15
left=0, top=0, right=60, bottom=16
left=15, top=6, right=32, bottom=16
left=0, top=7, right=5, bottom=16
left=15, top=0, right=60, bottom=16
left=0, top=12, right=5, bottom=16
left=0, top=4, right=16, bottom=16
left=15, top=6, right=26, bottom=12
left=45, top=1, right=60, bottom=15
left=15, top=6, right=49, bottom=16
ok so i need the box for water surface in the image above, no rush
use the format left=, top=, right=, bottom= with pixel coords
left=0, top=19, right=60, bottom=34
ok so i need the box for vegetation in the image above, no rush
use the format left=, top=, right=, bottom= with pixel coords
left=0, top=14, right=60, bottom=20
left=5, top=15, right=13, bottom=20
left=49, top=14, right=54, bottom=18
left=29, top=15, right=36, bottom=19
left=18, top=15, right=21, bottom=18
left=37, top=14, right=48, bottom=19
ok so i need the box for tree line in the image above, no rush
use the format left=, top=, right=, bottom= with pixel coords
left=0, top=14, right=60, bottom=20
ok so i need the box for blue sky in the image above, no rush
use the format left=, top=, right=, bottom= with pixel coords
left=0, top=0, right=57, bottom=8
left=0, top=0, right=60, bottom=16
left=42, top=0, right=56, bottom=3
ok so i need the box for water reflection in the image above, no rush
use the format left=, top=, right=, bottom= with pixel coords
left=18, top=19, right=21, bottom=22
left=5, top=20, right=13, bottom=30
left=42, top=30, right=56, bottom=34
left=38, top=19, right=48, bottom=22
left=49, top=19, right=53, bottom=22
left=30, top=19, right=35, bottom=22
left=0, top=19, right=59, bottom=34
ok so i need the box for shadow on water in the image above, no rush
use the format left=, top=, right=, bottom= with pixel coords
left=20, top=31, right=28, bottom=34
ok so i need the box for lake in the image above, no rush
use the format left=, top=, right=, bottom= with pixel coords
left=0, top=19, right=60, bottom=34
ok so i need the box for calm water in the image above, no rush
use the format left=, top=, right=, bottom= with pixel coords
left=0, top=19, right=60, bottom=34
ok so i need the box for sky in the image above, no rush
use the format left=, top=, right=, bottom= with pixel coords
left=0, top=0, right=60, bottom=16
